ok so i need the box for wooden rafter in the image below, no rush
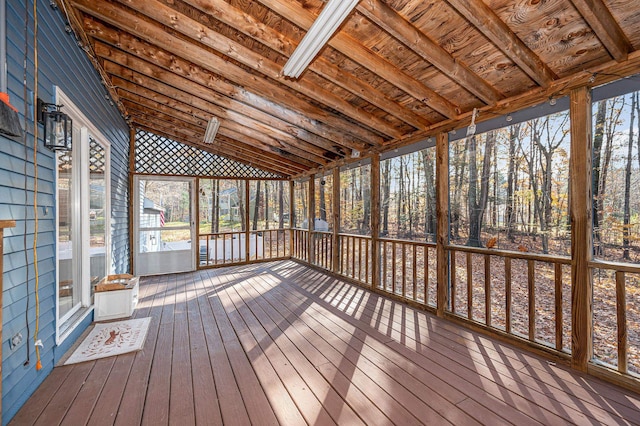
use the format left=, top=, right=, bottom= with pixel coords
left=72, top=0, right=397, bottom=141
left=182, top=0, right=433, bottom=131
left=256, top=0, right=460, bottom=119
left=357, top=0, right=502, bottom=105
left=569, top=0, right=631, bottom=61
left=445, top=0, right=557, bottom=87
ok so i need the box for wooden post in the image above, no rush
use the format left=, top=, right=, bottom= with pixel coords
left=245, top=180, right=250, bottom=262
left=570, top=86, right=593, bottom=371
left=128, top=127, right=136, bottom=274
left=370, top=154, right=380, bottom=288
left=289, top=179, right=294, bottom=257
left=332, top=167, right=340, bottom=272
left=308, top=176, right=315, bottom=264
left=436, top=132, right=449, bottom=317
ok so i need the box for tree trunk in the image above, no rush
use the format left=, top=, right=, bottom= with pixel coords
left=423, top=149, right=436, bottom=240
left=236, top=181, right=246, bottom=231
left=623, top=93, right=636, bottom=260
left=264, top=182, right=270, bottom=230
left=381, top=160, right=391, bottom=236
left=506, top=124, right=519, bottom=242
left=592, top=101, right=606, bottom=254
left=252, top=181, right=261, bottom=231
left=278, top=181, right=284, bottom=229
left=466, top=133, right=495, bottom=247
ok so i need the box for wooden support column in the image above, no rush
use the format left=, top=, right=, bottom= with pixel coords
left=308, top=176, right=315, bottom=264
left=245, top=180, right=250, bottom=262
left=570, top=86, right=593, bottom=371
left=436, top=132, right=450, bottom=317
left=128, top=127, right=136, bottom=274
left=332, top=167, right=340, bottom=273
left=289, top=180, right=294, bottom=257
left=370, top=154, right=381, bottom=288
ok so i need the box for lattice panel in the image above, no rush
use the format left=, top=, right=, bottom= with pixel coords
left=134, top=130, right=284, bottom=179
left=89, top=137, right=105, bottom=173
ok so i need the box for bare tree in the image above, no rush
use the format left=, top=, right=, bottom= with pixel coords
left=623, top=93, right=636, bottom=260
left=506, top=124, right=521, bottom=242
left=466, top=132, right=495, bottom=247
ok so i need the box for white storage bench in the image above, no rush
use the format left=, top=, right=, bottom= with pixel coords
left=94, top=274, right=140, bottom=321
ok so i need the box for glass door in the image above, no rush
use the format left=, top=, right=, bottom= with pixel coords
left=134, top=176, right=196, bottom=275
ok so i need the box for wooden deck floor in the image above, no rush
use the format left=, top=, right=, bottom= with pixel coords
left=11, top=260, right=640, bottom=425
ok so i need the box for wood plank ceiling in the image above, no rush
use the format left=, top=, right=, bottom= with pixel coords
left=58, top=0, right=640, bottom=177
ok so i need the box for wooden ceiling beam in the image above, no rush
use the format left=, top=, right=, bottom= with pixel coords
left=256, top=0, right=459, bottom=119
left=115, top=87, right=310, bottom=172
left=85, top=21, right=369, bottom=152
left=445, top=0, right=557, bottom=87
left=100, top=57, right=339, bottom=163
left=73, top=0, right=396, bottom=141
left=110, top=76, right=321, bottom=170
left=90, top=38, right=353, bottom=157
left=357, top=0, right=502, bottom=105
left=569, top=0, right=631, bottom=61
left=125, top=100, right=327, bottom=164
left=134, top=123, right=292, bottom=177
left=121, top=85, right=330, bottom=166
left=182, top=0, right=432, bottom=130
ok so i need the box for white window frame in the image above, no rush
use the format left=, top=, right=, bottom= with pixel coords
left=55, top=87, right=112, bottom=344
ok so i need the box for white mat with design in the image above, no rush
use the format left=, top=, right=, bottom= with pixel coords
left=64, top=317, right=151, bottom=365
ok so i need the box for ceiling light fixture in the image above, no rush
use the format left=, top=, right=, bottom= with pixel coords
left=204, top=117, right=220, bottom=144
left=282, top=0, right=360, bottom=78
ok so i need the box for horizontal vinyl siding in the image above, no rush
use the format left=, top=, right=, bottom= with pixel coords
left=1, top=2, right=129, bottom=424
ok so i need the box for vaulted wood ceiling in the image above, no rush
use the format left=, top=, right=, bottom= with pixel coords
left=59, top=0, right=640, bottom=177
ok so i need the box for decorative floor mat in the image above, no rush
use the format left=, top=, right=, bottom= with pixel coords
left=64, top=317, right=151, bottom=365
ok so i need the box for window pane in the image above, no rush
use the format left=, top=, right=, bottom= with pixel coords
left=380, top=148, right=436, bottom=241
left=449, top=110, right=571, bottom=255
left=293, top=180, right=308, bottom=228
left=315, top=174, right=332, bottom=231
left=89, top=138, right=106, bottom=294
left=198, top=179, right=246, bottom=233
left=592, top=93, right=640, bottom=262
left=57, top=150, right=78, bottom=318
left=340, top=164, right=371, bottom=235
left=248, top=180, right=290, bottom=230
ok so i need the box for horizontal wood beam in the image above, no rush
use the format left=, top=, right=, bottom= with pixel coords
left=257, top=0, right=460, bottom=119
left=120, top=94, right=308, bottom=174
left=101, top=59, right=335, bottom=164
left=569, top=0, right=631, bottom=61
left=73, top=0, right=396, bottom=141
left=123, top=99, right=323, bottom=170
left=357, top=0, right=502, bottom=105
left=85, top=24, right=369, bottom=153
left=182, top=0, right=432, bottom=130
left=446, top=0, right=557, bottom=87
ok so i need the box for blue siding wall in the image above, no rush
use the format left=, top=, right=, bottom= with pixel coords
left=1, top=2, right=129, bottom=424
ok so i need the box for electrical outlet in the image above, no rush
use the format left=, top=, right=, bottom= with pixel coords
left=10, top=333, right=23, bottom=349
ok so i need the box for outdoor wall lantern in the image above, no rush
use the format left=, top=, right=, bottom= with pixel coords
left=37, top=98, right=72, bottom=151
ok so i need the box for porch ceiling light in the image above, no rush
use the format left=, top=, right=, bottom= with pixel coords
left=204, top=116, right=220, bottom=144
left=282, top=0, right=360, bottom=78
left=37, top=98, right=72, bottom=151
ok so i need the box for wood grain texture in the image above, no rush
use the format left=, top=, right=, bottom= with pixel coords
left=569, top=86, right=593, bottom=372
left=436, top=132, right=449, bottom=317
left=13, top=261, right=640, bottom=425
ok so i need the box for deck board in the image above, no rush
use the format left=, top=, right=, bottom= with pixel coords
left=10, top=260, right=640, bottom=426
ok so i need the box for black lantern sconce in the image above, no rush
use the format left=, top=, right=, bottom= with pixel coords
left=37, top=98, right=72, bottom=151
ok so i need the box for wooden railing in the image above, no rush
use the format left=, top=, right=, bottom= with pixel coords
left=291, top=229, right=309, bottom=261
left=199, top=229, right=289, bottom=267
left=378, top=238, right=437, bottom=307
left=311, top=231, right=333, bottom=270
left=590, top=260, right=640, bottom=377
left=446, top=245, right=572, bottom=354
left=337, top=233, right=372, bottom=286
